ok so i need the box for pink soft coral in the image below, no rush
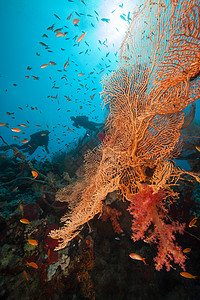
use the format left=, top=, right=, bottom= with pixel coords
left=127, top=184, right=186, bottom=271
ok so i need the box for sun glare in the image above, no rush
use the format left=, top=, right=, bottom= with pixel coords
left=97, top=0, right=139, bottom=48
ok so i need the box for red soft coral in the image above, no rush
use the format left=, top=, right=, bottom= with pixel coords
left=127, top=184, right=186, bottom=271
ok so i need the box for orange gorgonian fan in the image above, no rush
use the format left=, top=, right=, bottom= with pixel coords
left=51, top=0, right=200, bottom=270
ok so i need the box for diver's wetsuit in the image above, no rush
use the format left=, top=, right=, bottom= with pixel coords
left=0, top=130, right=50, bottom=155
left=70, top=116, right=103, bottom=131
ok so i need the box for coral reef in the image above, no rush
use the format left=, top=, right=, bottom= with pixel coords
left=51, top=0, right=200, bottom=272
left=101, top=205, right=123, bottom=234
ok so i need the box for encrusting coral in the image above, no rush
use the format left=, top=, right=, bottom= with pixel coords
left=51, top=0, right=200, bottom=270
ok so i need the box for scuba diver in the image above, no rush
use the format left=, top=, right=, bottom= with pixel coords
left=70, top=115, right=104, bottom=131
left=0, top=130, right=50, bottom=155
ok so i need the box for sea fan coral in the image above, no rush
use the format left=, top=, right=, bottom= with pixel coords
left=51, top=0, right=200, bottom=270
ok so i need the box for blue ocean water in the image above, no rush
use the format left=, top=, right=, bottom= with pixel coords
left=0, top=0, right=141, bottom=159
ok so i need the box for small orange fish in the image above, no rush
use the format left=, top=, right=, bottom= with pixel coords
left=23, top=270, right=29, bottom=281
left=32, top=76, right=39, bottom=80
left=20, top=218, right=31, bottom=224
left=20, top=124, right=28, bottom=128
left=189, top=216, right=198, bottom=228
left=51, top=235, right=58, bottom=240
left=27, top=239, right=38, bottom=246
left=67, top=13, right=72, bottom=20
left=183, top=248, right=191, bottom=254
left=12, top=186, right=18, bottom=192
left=129, top=253, right=146, bottom=265
left=47, top=24, right=54, bottom=31
left=0, top=123, right=6, bottom=126
left=41, top=63, right=49, bottom=68
left=195, top=146, right=200, bottom=152
left=32, top=171, right=38, bottom=179
left=56, top=32, right=66, bottom=37
left=54, top=28, right=63, bottom=33
left=48, top=248, right=51, bottom=261
left=41, top=133, right=46, bottom=136
left=25, top=76, right=29, bottom=79
left=78, top=73, right=85, bottom=76
left=13, top=136, right=19, bottom=139
left=49, top=61, right=56, bottom=65
left=19, top=204, right=23, bottom=212
left=35, top=125, right=41, bottom=127
left=20, top=139, right=29, bottom=144
left=64, top=96, right=71, bottom=101
left=64, top=59, right=69, bottom=69
left=11, top=128, right=21, bottom=133
left=180, top=272, right=197, bottom=279
left=77, top=32, right=86, bottom=43
left=40, top=42, right=47, bottom=47
left=73, top=18, right=80, bottom=25
left=27, top=262, right=38, bottom=269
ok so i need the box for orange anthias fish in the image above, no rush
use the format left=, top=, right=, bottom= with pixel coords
left=180, top=272, right=197, bottom=279
left=49, top=61, right=56, bottom=65
left=12, top=186, right=18, bottom=192
left=20, top=139, right=29, bottom=144
left=48, top=249, right=51, bottom=261
left=51, top=235, right=58, bottom=240
left=27, top=239, right=38, bottom=246
left=41, top=64, right=49, bottom=68
left=27, top=262, right=38, bottom=269
left=23, top=270, right=29, bottom=281
left=19, top=204, right=23, bottom=212
left=11, top=128, right=21, bottom=133
left=67, top=13, right=72, bottom=20
left=73, top=18, right=80, bottom=25
left=32, top=171, right=38, bottom=179
left=56, top=32, right=66, bottom=37
left=32, top=76, right=39, bottom=80
left=64, top=59, right=69, bottom=69
left=129, top=253, right=146, bottom=265
left=47, top=24, right=54, bottom=31
left=77, top=32, right=86, bottom=43
left=183, top=248, right=191, bottom=254
left=20, top=218, right=31, bottom=224
left=189, top=216, right=198, bottom=228
left=195, top=146, right=200, bottom=152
